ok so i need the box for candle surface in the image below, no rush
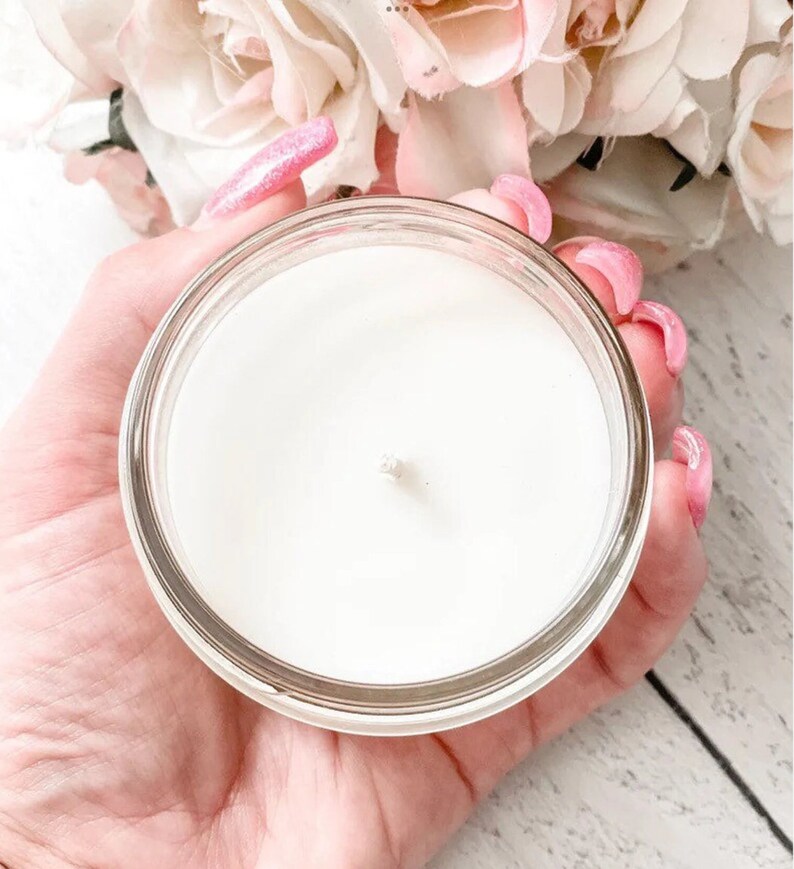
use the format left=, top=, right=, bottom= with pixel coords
left=166, top=245, right=612, bottom=684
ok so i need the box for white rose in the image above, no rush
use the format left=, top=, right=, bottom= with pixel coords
left=20, top=0, right=406, bottom=224
left=727, top=38, right=792, bottom=244
left=522, top=0, right=636, bottom=148
left=544, top=136, right=745, bottom=270
left=655, top=0, right=791, bottom=175
left=384, top=0, right=557, bottom=98
left=124, top=0, right=406, bottom=222
left=579, top=0, right=753, bottom=139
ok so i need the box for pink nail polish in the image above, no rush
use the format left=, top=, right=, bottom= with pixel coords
left=490, top=175, right=552, bottom=244
left=574, top=240, right=643, bottom=315
left=200, top=117, right=337, bottom=222
left=672, top=426, right=712, bottom=530
left=631, top=300, right=688, bottom=377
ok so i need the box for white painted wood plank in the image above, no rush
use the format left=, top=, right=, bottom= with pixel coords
left=648, top=238, right=792, bottom=833
left=0, top=148, right=137, bottom=420
left=432, top=683, right=790, bottom=869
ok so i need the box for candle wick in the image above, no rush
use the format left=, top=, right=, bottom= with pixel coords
left=378, top=453, right=403, bottom=481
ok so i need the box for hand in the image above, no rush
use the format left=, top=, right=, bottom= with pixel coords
left=0, top=121, right=710, bottom=869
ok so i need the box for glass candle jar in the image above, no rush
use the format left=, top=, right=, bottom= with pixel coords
left=119, top=197, right=652, bottom=735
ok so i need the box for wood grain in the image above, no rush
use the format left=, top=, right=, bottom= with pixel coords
left=650, top=237, right=793, bottom=835
left=432, top=683, right=790, bottom=869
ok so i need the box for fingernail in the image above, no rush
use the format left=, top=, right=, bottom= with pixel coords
left=574, top=240, right=643, bottom=316
left=672, top=426, right=712, bottom=530
left=631, top=300, right=688, bottom=377
left=489, top=175, right=552, bottom=243
left=196, top=117, right=337, bottom=225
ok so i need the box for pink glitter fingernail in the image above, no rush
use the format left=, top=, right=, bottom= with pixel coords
left=200, top=117, right=337, bottom=221
left=489, top=175, right=553, bottom=243
left=672, top=425, right=713, bottom=530
left=631, top=300, right=688, bottom=377
left=574, top=240, right=644, bottom=316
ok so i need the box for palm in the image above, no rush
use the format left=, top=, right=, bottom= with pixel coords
left=0, top=189, right=708, bottom=869
left=0, top=458, right=480, bottom=867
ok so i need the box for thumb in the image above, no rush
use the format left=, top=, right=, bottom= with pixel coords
left=4, top=118, right=338, bottom=445
left=0, top=120, right=336, bottom=532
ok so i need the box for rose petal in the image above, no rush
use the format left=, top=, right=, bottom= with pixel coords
left=676, top=0, right=749, bottom=81
left=385, top=6, right=459, bottom=98
left=517, top=0, right=558, bottom=69
left=523, top=55, right=591, bottom=142
left=660, top=78, right=734, bottom=175
left=490, top=174, right=553, bottom=243
left=727, top=45, right=793, bottom=240
left=545, top=138, right=735, bottom=271
left=0, top=0, right=76, bottom=142
left=747, top=0, right=792, bottom=45
left=121, top=90, right=215, bottom=224
left=58, top=0, right=134, bottom=85
left=269, top=0, right=357, bottom=89
left=64, top=147, right=175, bottom=235
left=610, top=0, right=688, bottom=58
left=431, top=3, right=523, bottom=87
left=581, top=66, right=684, bottom=137
left=24, top=0, right=121, bottom=93
left=307, top=0, right=406, bottom=120
left=609, top=23, right=682, bottom=114
left=529, top=132, right=593, bottom=182
left=301, top=60, right=381, bottom=200
left=396, top=83, right=530, bottom=199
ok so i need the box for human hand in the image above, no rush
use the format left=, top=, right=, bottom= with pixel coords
left=0, top=119, right=710, bottom=868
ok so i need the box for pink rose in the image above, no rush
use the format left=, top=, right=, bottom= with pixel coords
left=522, top=0, right=636, bottom=146
left=64, top=147, right=174, bottom=236
left=386, top=0, right=557, bottom=97
left=395, top=83, right=531, bottom=199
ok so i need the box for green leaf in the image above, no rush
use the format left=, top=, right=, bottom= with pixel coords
left=108, top=88, right=137, bottom=152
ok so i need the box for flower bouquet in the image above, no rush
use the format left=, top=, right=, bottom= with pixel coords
left=3, top=0, right=791, bottom=267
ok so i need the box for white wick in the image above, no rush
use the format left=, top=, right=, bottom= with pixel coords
left=378, top=453, right=403, bottom=480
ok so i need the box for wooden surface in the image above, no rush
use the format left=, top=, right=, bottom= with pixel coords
left=1, top=148, right=791, bottom=868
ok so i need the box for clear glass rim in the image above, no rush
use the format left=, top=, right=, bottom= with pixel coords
left=119, top=196, right=652, bottom=727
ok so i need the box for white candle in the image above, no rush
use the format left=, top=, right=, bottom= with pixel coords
left=165, top=243, right=612, bottom=685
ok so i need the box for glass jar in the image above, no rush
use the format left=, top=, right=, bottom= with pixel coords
left=119, top=197, right=653, bottom=735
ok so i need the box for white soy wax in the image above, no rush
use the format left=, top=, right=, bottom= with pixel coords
left=165, top=244, right=612, bottom=684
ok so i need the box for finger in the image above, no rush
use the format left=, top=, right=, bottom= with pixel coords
left=433, top=434, right=711, bottom=800
left=618, top=315, right=686, bottom=453
left=553, top=236, right=644, bottom=319
left=449, top=194, right=685, bottom=450
left=554, top=237, right=687, bottom=453
left=449, top=175, right=552, bottom=243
